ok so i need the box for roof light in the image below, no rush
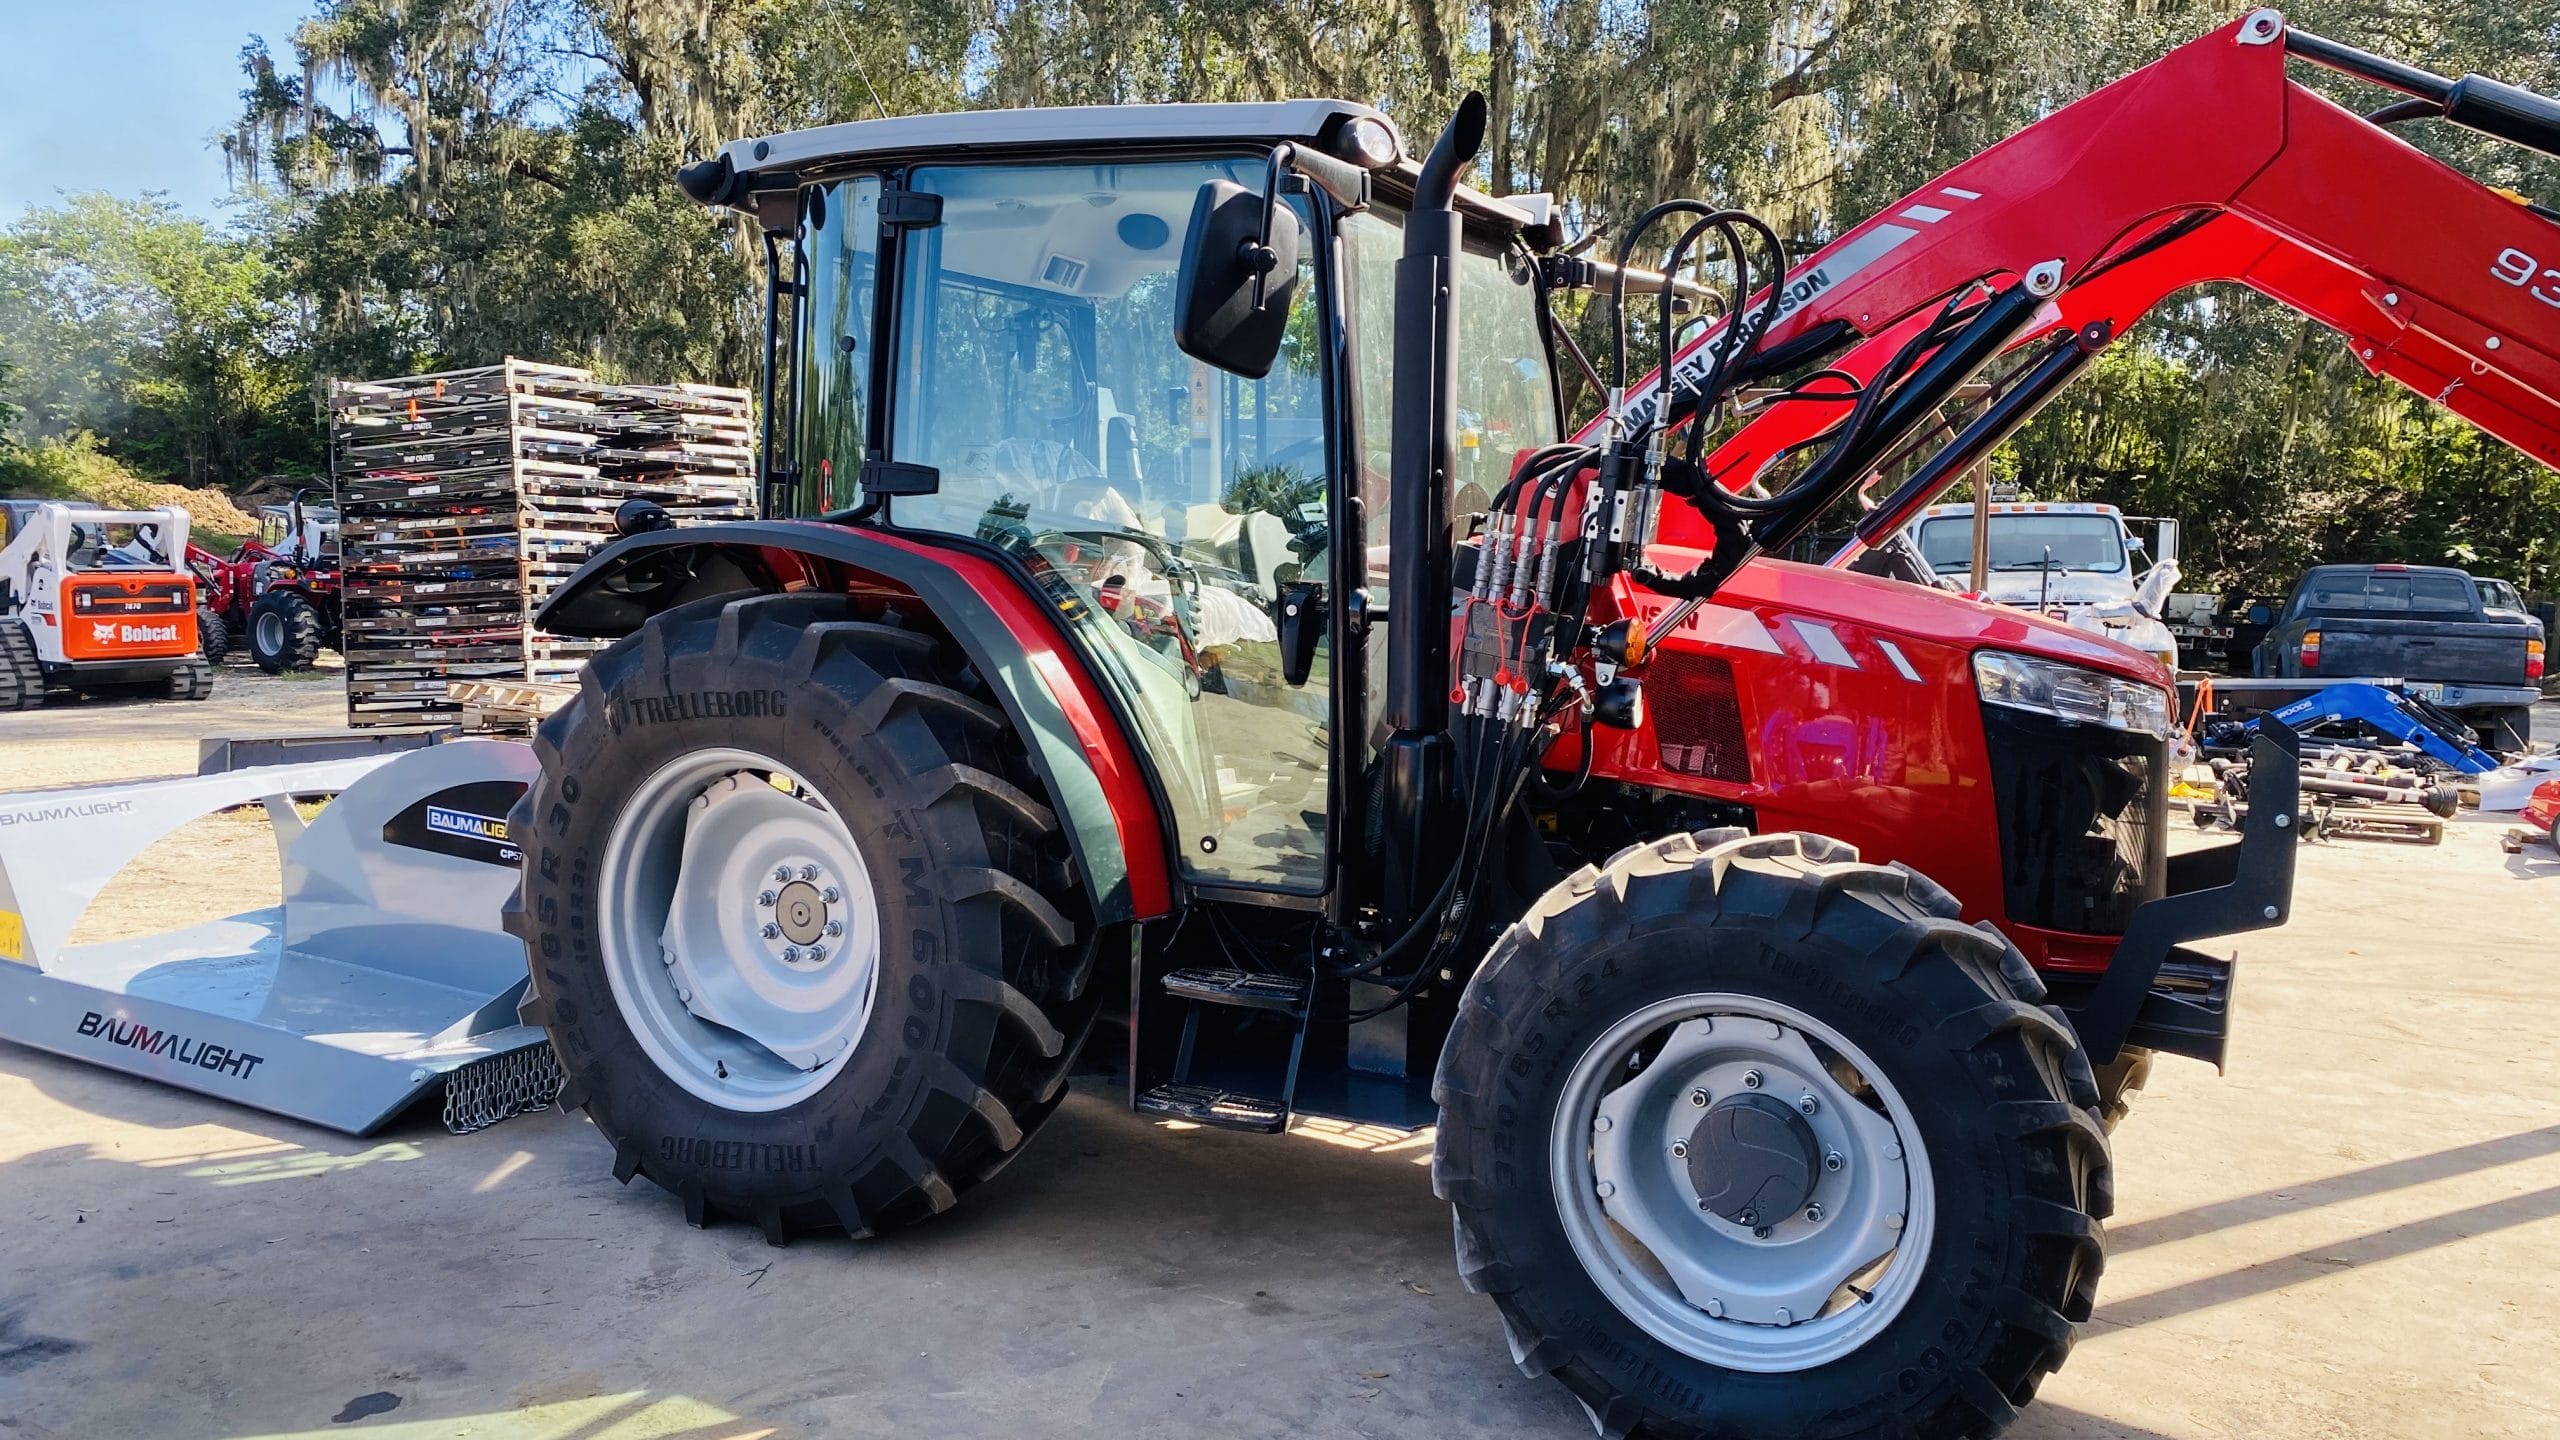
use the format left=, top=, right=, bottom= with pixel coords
left=1337, top=115, right=1400, bottom=169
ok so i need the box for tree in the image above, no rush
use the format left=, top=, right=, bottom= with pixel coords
left=0, top=194, right=314, bottom=487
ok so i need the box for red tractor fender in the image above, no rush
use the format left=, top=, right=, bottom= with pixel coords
left=538, top=519, right=1177, bottom=923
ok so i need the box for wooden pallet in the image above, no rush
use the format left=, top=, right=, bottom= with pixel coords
left=449, top=678, right=580, bottom=733
left=330, top=357, right=756, bottom=726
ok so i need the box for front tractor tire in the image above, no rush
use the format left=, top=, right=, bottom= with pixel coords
left=507, top=592, right=1095, bottom=1242
left=1434, top=830, right=2110, bottom=1440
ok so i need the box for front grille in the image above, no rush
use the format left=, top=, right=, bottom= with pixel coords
left=1648, top=651, right=1752, bottom=783
left=1981, top=706, right=2166, bottom=934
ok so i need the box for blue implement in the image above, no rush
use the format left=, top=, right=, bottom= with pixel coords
left=2250, top=681, right=2500, bottom=774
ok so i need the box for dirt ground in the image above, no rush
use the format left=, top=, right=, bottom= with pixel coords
left=0, top=671, right=2554, bottom=1440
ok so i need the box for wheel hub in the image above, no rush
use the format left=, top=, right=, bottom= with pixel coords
left=599, top=752, right=884, bottom=1112
left=1687, top=1092, right=1820, bottom=1226
left=772, top=878, right=830, bottom=949
left=1563, top=998, right=1931, bottom=1371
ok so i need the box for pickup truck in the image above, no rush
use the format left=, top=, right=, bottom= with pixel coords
left=2254, top=563, right=2547, bottom=751
left=1906, top=501, right=2183, bottom=668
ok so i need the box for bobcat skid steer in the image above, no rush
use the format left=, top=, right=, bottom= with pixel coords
left=0, top=500, right=213, bottom=707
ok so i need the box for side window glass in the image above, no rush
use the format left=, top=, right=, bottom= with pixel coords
left=886, top=160, right=1334, bottom=891
left=798, top=177, right=881, bottom=514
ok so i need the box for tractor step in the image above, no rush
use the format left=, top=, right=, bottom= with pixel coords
left=1135, top=1083, right=1290, bottom=1134
left=1161, top=967, right=1310, bottom=1014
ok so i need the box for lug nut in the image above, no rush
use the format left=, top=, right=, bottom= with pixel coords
left=807, top=943, right=827, bottom=962
left=1741, top=1070, right=1763, bottom=1089
left=781, top=946, right=803, bottom=963
left=1737, top=1208, right=1760, bottom=1226
left=1595, top=1180, right=1615, bottom=1199
left=1752, top=1225, right=1772, bottom=1239
left=825, top=920, right=844, bottom=938
left=801, top=864, right=820, bottom=881
left=1670, top=1140, right=1689, bottom=1159
left=761, top=923, right=782, bottom=940
left=1593, top=1114, right=1613, bottom=1134
left=758, top=890, right=778, bottom=907
left=1689, top=1088, right=1710, bottom=1108
left=1798, top=1094, right=1819, bottom=1116
left=1824, top=1151, right=1844, bottom=1173
left=1805, top=1203, right=1825, bottom=1222
left=821, top=886, right=841, bottom=904
left=773, top=865, right=794, bottom=883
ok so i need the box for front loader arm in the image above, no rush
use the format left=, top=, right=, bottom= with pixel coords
left=1590, top=8, right=2560, bottom=559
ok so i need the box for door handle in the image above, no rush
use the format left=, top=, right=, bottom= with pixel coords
left=1277, top=580, right=1326, bottom=687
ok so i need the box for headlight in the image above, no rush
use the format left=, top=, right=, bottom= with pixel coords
left=1973, top=649, right=2173, bottom=739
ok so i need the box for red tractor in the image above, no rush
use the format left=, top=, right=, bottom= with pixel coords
left=509, top=13, right=2555, bottom=1436
left=188, top=492, right=343, bottom=671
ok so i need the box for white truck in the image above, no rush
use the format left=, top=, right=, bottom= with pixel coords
left=1907, top=500, right=2184, bottom=670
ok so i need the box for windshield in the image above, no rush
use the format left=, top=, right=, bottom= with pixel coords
left=1915, top=513, right=2129, bottom=574
left=1342, top=208, right=1559, bottom=566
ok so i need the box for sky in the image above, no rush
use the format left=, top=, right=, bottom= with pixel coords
left=1, top=0, right=317, bottom=220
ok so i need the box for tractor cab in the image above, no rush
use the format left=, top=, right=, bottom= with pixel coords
left=257, top=498, right=340, bottom=565
left=698, top=103, right=1561, bottom=895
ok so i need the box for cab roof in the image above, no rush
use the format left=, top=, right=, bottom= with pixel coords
left=684, top=101, right=1548, bottom=237
left=713, top=100, right=1398, bottom=188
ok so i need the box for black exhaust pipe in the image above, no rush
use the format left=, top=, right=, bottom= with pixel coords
left=1378, top=91, right=1487, bottom=925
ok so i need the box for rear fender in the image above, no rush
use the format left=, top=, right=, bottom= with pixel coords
left=538, top=520, right=1174, bottom=923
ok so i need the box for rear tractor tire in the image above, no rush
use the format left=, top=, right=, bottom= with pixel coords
left=0, top=621, right=43, bottom=711
left=1435, top=829, right=2111, bottom=1440
left=248, top=590, right=324, bottom=673
left=506, top=592, right=1095, bottom=1242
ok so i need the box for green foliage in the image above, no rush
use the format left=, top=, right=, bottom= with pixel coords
left=0, top=195, right=317, bottom=487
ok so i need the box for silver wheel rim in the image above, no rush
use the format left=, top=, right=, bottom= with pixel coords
left=597, top=747, right=881, bottom=1112
left=1551, top=992, right=1935, bottom=1372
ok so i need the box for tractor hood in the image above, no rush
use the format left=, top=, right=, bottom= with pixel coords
left=1709, top=556, right=2173, bottom=686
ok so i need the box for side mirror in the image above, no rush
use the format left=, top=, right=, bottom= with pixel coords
left=1173, top=179, right=1301, bottom=380
left=1276, top=579, right=1325, bottom=686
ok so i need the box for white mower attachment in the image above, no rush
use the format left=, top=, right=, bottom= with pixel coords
left=0, top=740, right=558, bottom=1135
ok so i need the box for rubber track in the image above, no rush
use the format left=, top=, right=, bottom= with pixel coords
left=1432, top=829, right=2113, bottom=1440
left=0, top=621, right=43, bottom=710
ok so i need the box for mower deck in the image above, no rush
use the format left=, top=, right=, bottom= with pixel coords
left=0, top=741, right=555, bottom=1135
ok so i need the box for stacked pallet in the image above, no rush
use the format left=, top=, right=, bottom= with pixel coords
left=329, top=359, right=755, bottom=726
